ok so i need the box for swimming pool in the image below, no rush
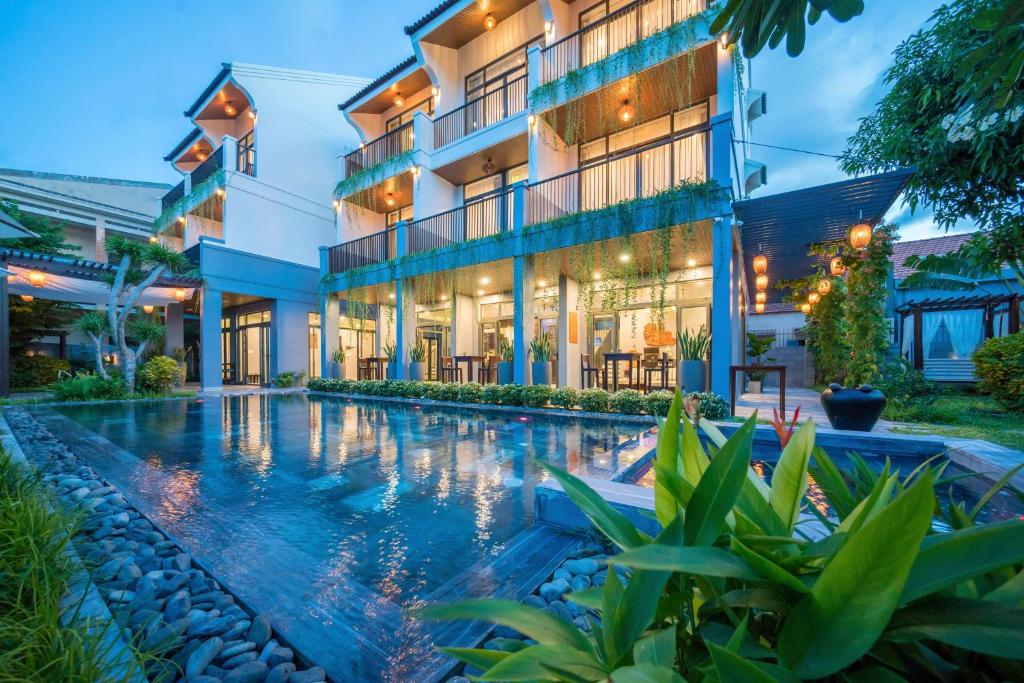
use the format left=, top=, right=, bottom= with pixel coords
left=32, top=393, right=655, bottom=682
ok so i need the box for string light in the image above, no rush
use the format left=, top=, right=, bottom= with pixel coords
left=752, top=254, right=768, bottom=274
left=817, top=279, right=832, bottom=295
left=830, top=257, right=845, bottom=276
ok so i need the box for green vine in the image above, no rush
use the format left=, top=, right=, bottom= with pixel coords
left=333, top=151, right=414, bottom=203
left=154, top=169, right=226, bottom=232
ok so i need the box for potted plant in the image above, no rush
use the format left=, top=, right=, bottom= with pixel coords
left=331, top=346, right=346, bottom=379
left=383, top=342, right=398, bottom=380
left=745, top=332, right=775, bottom=394
left=676, top=326, right=710, bottom=392
left=496, top=337, right=514, bottom=385
left=529, top=336, right=552, bottom=386
left=408, top=342, right=426, bottom=381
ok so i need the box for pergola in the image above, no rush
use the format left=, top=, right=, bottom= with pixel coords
left=896, top=293, right=1021, bottom=371
left=0, top=248, right=201, bottom=396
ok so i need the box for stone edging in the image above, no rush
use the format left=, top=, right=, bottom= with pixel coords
left=3, top=407, right=329, bottom=683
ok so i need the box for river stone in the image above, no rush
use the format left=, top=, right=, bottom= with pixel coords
left=188, top=614, right=235, bottom=638
left=128, top=609, right=161, bottom=631
left=107, top=511, right=130, bottom=527
left=222, top=651, right=258, bottom=669
left=247, top=614, right=272, bottom=648
left=545, top=600, right=572, bottom=622
left=257, top=639, right=279, bottom=662
left=170, top=552, right=191, bottom=572
left=266, top=647, right=293, bottom=667
left=164, top=590, right=191, bottom=622
left=266, top=662, right=297, bottom=683
left=523, top=594, right=546, bottom=610
left=220, top=640, right=256, bottom=659
left=538, top=579, right=570, bottom=603
left=220, top=620, right=251, bottom=642
left=553, top=568, right=573, bottom=582
left=186, top=637, right=223, bottom=679
left=106, top=589, right=135, bottom=603
left=289, top=667, right=327, bottom=683
left=190, top=678, right=221, bottom=683
left=223, top=660, right=268, bottom=683
left=570, top=575, right=591, bottom=592
left=563, top=558, right=599, bottom=576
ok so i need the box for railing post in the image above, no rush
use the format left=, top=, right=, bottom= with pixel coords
left=512, top=181, right=527, bottom=232
left=221, top=135, right=239, bottom=173
left=527, top=44, right=542, bottom=94
left=395, top=220, right=409, bottom=258
left=412, top=111, right=431, bottom=155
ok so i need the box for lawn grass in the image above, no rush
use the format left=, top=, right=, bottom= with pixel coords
left=884, top=391, right=1024, bottom=450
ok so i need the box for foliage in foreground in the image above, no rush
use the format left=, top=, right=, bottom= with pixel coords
left=0, top=451, right=147, bottom=681
left=973, top=332, right=1024, bottom=413
left=11, top=354, right=71, bottom=389
left=307, top=377, right=730, bottom=419
left=421, top=390, right=1024, bottom=681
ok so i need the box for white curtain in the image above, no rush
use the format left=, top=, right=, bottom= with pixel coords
left=943, top=309, right=984, bottom=359
left=993, top=311, right=1008, bottom=338
left=921, top=313, right=944, bottom=359
left=901, top=315, right=915, bottom=359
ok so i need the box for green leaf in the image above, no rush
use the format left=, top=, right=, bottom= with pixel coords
left=438, top=647, right=510, bottom=670
left=708, top=642, right=800, bottom=683
left=633, top=625, right=676, bottom=668
left=611, top=545, right=759, bottom=580
left=680, top=415, right=709, bottom=485
left=566, top=587, right=603, bottom=611
left=886, top=597, right=1024, bottom=659
left=809, top=447, right=856, bottom=520
left=608, top=568, right=672, bottom=667
left=985, top=568, right=1024, bottom=604
left=477, top=644, right=608, bottom=682
left=902, top=519, right=1024, bottom=603
left=684, top=416, right=755, bottom=546
left=654, top=389, right=684, bottom=527
left=730, top=537, right=809, bottom=594
left=769, top=420, right=815, bottom=532
left=776, top=473, right=935, bottom=679
left=540, top=462, right=648, bottom=550
left=416, top=599, right=592, bottom=652
left=606, top=662, right=687, bottom=683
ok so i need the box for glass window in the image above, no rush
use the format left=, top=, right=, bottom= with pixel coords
left=480, top=302, right=501, bottom=320
left=507, top=163, right=528, bottom=185
left=386, top=205, right=414, bottom=227
left=465, top=174, right=502, bottom=201
left=465, top=37, right=543, bottom=102
left=386, top=96, right=435, bottom=132
left=499, top=302, right=515, bottom=317
left=673, top=103, right=709, bottom=131
left=608, top=116, right=672, bottom=155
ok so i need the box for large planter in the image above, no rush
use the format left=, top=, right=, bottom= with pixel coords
left=497, top=361, right=514, bottom=385
left=387, top=363, right=397, bottom=380
left=408, top=362, right=425, bottom=382
left=678, top=360, right=706, bottom=392
left=747, top=379, right=763, bottom=394
left=820, top=383, right=887, bottom=432
left=532, top=361, right=552, bottom=386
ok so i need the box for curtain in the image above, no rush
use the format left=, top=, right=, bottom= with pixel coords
left=901, top=315, right=915, bottom=359
left=943, top=309, right=984, bottom=359
left=993, top=311, right=1008, bottom=338
left=921, top=313, right=944, bottom=359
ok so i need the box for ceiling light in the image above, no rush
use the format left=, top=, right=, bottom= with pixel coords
left=617, top=100, right=635, bottom=124
left=393, top=94, right=405, bottom=108
left=753, top=254, right=767, bottom=274
left=755, top=274, right=769, bottom=291
left=27, top=270, right=47, bottom=287
left=385, top=193, right=396, bottom=207
left=248, top=110, right=256, bottom=120
left=755, top=291, right=767, bottom=304
left=483, top=14, right=496, bottom=30
left=618, top=253, right=631, bottom=263
left=477, top=289, right=485, bottom=296
left=537, top=279, right=547, bottom=288
left=686, top=257, right=697, bottom=267
left=174, top=288, right=187, bottom=301
left=215, top=188, right=225, bottom=198
left=143, top=305, right=154, bottom=314
left=440, top=294, right=449, bottom=301
left=223, top=102, right=237, bottom=117
left=592, top=272, right=602, bottom=281
left=196, top=152, right=208, bottom=162
left=479, top=276, right=491, bottom=285
left=389, top=293, right=396, bottom=300
left=482, top=158, right=495, bottom=175
left=755, top=302, right=765, bottom=314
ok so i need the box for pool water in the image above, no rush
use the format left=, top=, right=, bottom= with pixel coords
left=35, top=393, right=655, bottom=681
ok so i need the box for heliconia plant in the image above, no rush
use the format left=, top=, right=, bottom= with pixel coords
left=418, top=388, right=1024, bottom=681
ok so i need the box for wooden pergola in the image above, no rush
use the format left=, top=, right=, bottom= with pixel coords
left=896, top=293, right=1021, bottom=371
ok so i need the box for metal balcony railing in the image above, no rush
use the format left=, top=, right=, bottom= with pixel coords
left=433, top=75, right=528, bottom=148
left=343, top=122, right=414, bottom=179
left=541, top=0, right=707, bottom=85
left=327, top=228, right=397, bottom=274
left=408, top=190, right=514, bottom=255
left=190, top=146, right=224, bottom=187
left=526, top=127, right=708, bottom=224
left=162, top=179, right=185, bottom=210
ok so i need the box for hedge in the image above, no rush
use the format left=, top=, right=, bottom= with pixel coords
left=974, top=331, right=1024, bottom=413
left=306, top=378, right=729, bottom=419
left=11, top=354, right=70, bottom=389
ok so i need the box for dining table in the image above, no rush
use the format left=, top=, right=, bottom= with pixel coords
left=454, top=355, right=485, bottom=384
left=365, top=356, right=388, bottom=380
left=602, top=352, right=640, bottom=392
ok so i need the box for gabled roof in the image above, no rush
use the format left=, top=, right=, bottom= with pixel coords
left=184, top=63, right=232, bottom=117
left=163, top=127, right=205, bottom=162
left=890, top=232, right=973, bottom=280
left=338, top=56, right=417, bottom=111
left=404, top=0, right=461, bottom=35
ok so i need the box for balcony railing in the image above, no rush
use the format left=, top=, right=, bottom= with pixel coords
left=237, top=131, right=256, bottom=176
left=344, top=122, right=414, bottom=179
left=541, top=0, right=707, bottom=85
left=526, top=127, right=707, bottom=224
left=327, top=228, right=397, bottom=274
left=408, top=190, right=514, bottom=255
left=190, top=146, right=224, bottom=187
left=162, top=180, right=185, bottom=210
left=433, top=76, right=528, bottom=148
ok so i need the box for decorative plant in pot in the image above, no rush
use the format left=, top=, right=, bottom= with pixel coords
left=408, top=342, right=426, bottom=381
left=746, top=332, right=776, bottom=394
left=383, top=342, right=398, bottom=380
left=529, top=336, right=553, bottom=386
left=331, top=346, right=346, bottom=379
left=676, top=326, right=710, bottom=392
left=496, top=336, right=514, bottom=385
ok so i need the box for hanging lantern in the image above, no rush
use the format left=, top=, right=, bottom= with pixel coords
left=392, top=94, right=404, bottom=108
left=143, top=305, right=154, bottom=314
left=223, top=101, right=237, bottom=117
left=618, top=100, right=635, bottom=123
left=174, top=288, right=187, bottom=302
left=800, top=302, right=811, bottom=314
left=830, top=256, right=845, bottom=276
left=752, top=254, right=768, bottom=275
left=755, top=302, right=765, bottom=314
left=483, top=13, right=497, bottom=30
left=808, top=292, right=820, bottom=305
left=755, top=291, right=767, bottom=304
left=849, top=223, right=873, bottom=251
left=755, top=274, right=769, bottom=292
left=817, top=279, right=831, bottom=295
left=27, top=270, right=47, bottom=287
left=20, top=294, right=33, bottom=302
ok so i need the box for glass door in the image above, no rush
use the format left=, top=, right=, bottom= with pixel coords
left=237, top=311, right=271, bottom=385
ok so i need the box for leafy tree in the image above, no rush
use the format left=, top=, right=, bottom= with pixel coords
left=74, top=312, right=110, bottom=379
left=843, top=0, right=1024, bottom=288
left=711, top=0, right=864, bottom=57
left=845, top=222, right=897, bottom=386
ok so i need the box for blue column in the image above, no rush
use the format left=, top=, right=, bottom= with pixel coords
left=395, top=277, right=416, bottom=381
left=710, top=218, right=735, bottom=398
left=200, top=285, right=223, bottom=391
left=513, top=253, right=535, bottom=384
left=709, top=112, right=734, bottom=198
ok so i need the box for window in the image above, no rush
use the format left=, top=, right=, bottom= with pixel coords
left=579, top=101, right=709, bottom=164
left=308, top=312, right=321, bottom=378
left=386, top=96, right=435, bottom=132
left=465, top=37, right=544, bottom=103
left=464, top=163, right=529, bottom=201
left=386, top=205, right=414, bottom=227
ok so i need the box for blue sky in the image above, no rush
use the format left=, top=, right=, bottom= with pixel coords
left=0, top=0, right=962, bottom=240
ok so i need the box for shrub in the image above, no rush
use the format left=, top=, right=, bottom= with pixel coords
left=432, top=383, right=461, bottom=402
left=521, top=385, right=553, bottom=408
left=10, top=354, right=70, bottom=389
left=50, top=372, right=130, bottom=402
left=402, top=381, right=430, bottom=398
left=457, top=382, right=484, bottom=403
left=688, top=391, right=729, bottom=420
left=273, top=370, right=305, bottom=388
left=481, top=383, right=505, bottom=405
left=974, top=332, right=1024, bottom=412
left=610, top=389, right=646, bottom=415
left=876, top=358, right=937, bottom=402
left=550, top=387, right=580, bottom=410
left=497, top=384, right=526, bottom=406
left=138, top=356, right=179, bottom=393
left=577, top=387, right=611, bottom=413
left=644, top=390, right=675, bottom=417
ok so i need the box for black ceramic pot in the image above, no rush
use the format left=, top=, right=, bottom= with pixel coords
left=820, top=383, right=887, bottom=432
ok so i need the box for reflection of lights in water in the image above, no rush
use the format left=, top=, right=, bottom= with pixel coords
left=437, top=465, right=451, bottom=500
left=805, top=472, right=829, bottom=516
left=158, top=469, right=200, bottom=523
left=308, top=401, right=322, bottom=461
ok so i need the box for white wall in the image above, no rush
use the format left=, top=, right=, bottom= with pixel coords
left=748, top=311, right=805, bottom=334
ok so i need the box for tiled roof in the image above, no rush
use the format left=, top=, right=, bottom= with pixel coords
left=184, top=64, right=232, bottom=118
left=163, top=128, right=204, bottom=162
left=890, top=232, right=973, bottom=280
left=338, top=56, right=417, bottom=111
left=404, top=0, right=461, bottom=35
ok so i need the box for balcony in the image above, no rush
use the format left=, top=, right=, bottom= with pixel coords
left=409, top=190, right=514, bottom=255
left=162, top=180, right=185, bottom=210
left=190, top=146, right=224, bottom=187
left=540, top=0, right=708, bottom=85
left=343, top=122, right=414, bottom=179
left=160, top=139, right=256, bottom=209
left=327, top=228, right=397, bottom=274
left=433, top=75, right=528, bottom=149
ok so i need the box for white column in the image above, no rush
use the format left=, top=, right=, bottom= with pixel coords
left=199, top=286, right=222, bottom=392
left=94, top=217, right=107, bottom=262
left=450, top=294, right=477, bottom=357
left=321, top=295, right=339, bottom=379
left=513, top=254, right=535, bottom=384
left=395, top=278, right=416, bottom=380
left=710, top=217, right=735, bottom=399
left=558, top=275, right=581, bottom=388
left=164, top=302, right=184, bottom=356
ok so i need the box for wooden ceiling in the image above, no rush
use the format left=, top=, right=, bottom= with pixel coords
left=195, top=82, right=252, bottom=120
left=345, top=170, right=414, bottom=212
left=352, top=68, right=433, bottom=115
left=541, top=43, right=717, bottom=144
left=420, top=0, right=535, bottom=48
left=431, top=132, right=529, bottom=185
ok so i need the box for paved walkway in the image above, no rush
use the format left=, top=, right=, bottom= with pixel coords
left=733, top=387, right=898, bottom=433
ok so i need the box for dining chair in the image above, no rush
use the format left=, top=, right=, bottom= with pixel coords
left=440, top=356, right=462, bottom=384
left=580, top=354, right=602, bottom=389
left=478, top=355, right=497, bottom=385
left=643, top=352, right=670, bottom=393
